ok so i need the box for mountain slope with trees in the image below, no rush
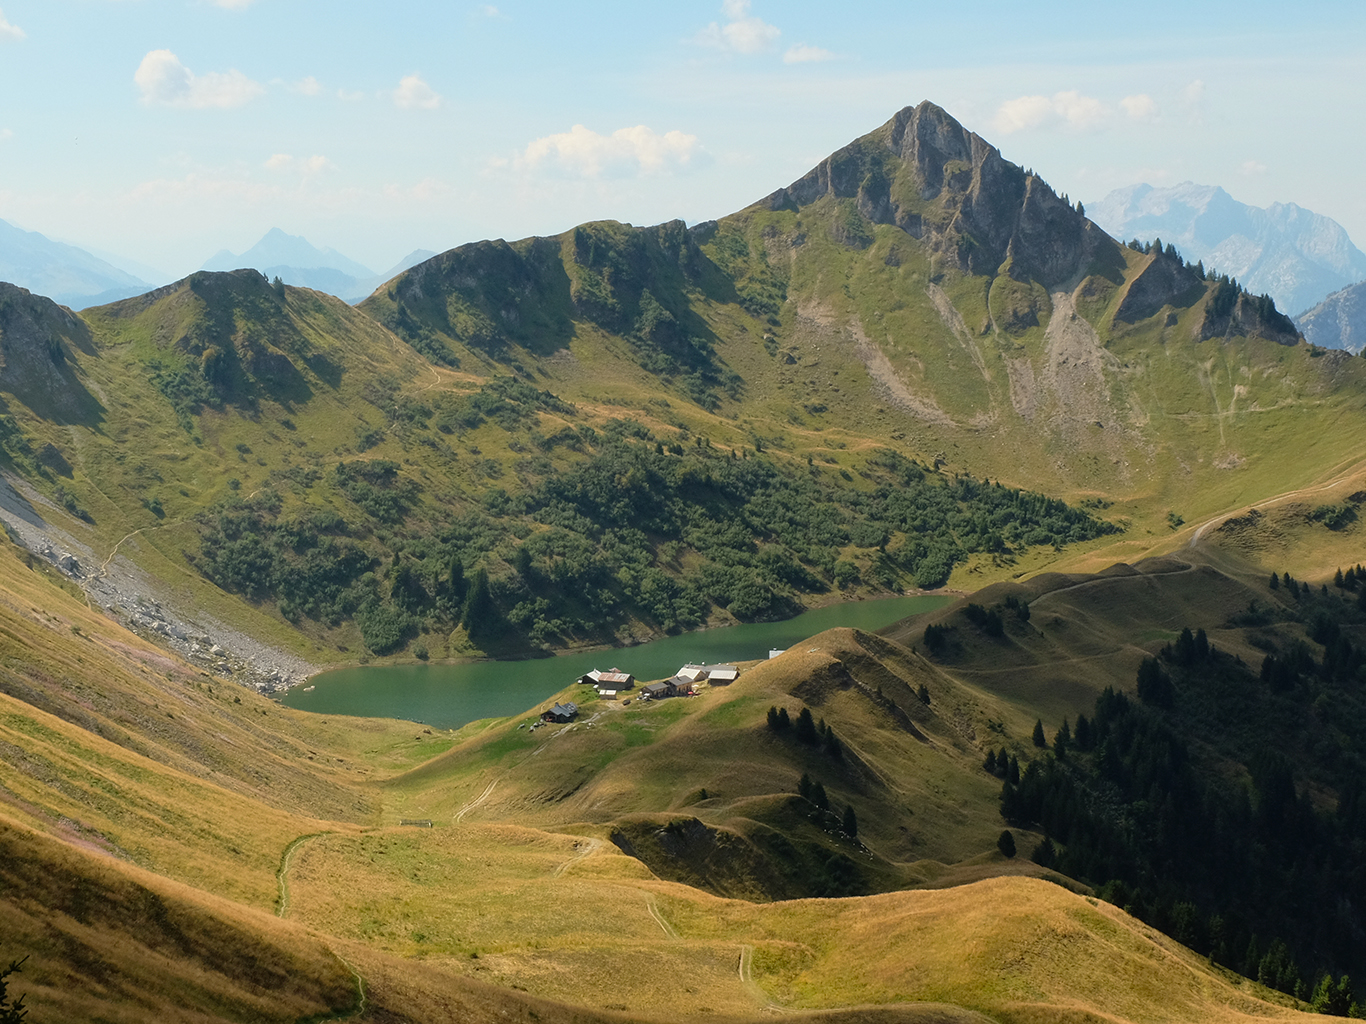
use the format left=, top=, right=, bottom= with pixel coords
left=0, top=100, right=1356, bottom=676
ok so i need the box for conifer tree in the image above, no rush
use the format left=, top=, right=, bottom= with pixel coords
left=1032, top=719, right=1046, bottom=747
left=1054, top=718, right=1071, bottom=757
left=0, top=956, right=26, bottom=1024
left=842, top=804, right=858, bottom=838
left=795, top=707, right=818, bottom=745
left=998, top=830, right=1016, bottom=858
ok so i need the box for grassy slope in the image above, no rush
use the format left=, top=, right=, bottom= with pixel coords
left=0, top=508, right=1339, bottom=1023
left=0, top=526, right=452, bottom=908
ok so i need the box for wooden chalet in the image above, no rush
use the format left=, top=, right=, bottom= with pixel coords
left=541, top=702, right=579, bottom=723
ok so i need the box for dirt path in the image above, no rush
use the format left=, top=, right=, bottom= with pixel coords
left=454, top=780, right=497, bottom=823
left=276, top=832, right=330, bottom=917
left=330, top=953, right=368, bottom=1021
left=552, top=836, right=603, bottom=878
left=646, top=894, right=678, bottom=938
left=1187, top=456, right=1366, bottom=548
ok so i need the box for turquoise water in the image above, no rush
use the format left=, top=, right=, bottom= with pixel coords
left=278, top=594, right=950, bottom=729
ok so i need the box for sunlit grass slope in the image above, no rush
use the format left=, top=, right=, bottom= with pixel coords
left=378, top=626, right=1046, bottom=899
left=284, top=820, right=1319, bottom=1024
left=0, top=521, right=1340, bottom=1024
left=0, top=524, right=452, bottom=907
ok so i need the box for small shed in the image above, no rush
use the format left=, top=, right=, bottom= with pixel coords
left=768, top=648, right=786, bottom=659
left=542, top=701, right=579, bottom=723
left=706, top=664, right=738, bottom=684
left=640, top=681, right=670, bottom=700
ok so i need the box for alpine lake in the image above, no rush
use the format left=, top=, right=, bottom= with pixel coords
left=278, top=595, right=952, bottom=729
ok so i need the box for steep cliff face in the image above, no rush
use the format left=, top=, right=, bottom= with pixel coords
left=760, top=101, right=1097, bottom=286
left=0, top=282, right=101, bottom=422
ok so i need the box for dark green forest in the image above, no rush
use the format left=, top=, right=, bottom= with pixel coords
left=999, top=572, right=1366, bottom=1011
left=190, top=380, right=1117, bottom=654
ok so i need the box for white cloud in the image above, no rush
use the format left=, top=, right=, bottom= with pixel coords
left=134, top=50, right=264, bottom=109
left=0, top=129, right=12, bottom=142
left=993, top=95, right=1053, bottom=133
left=211, top=0, right=256, bottom=8
left=784, top=44, right=835, bottom=64
left=479, top=4, right=500, bottom=15
left=993, top=90, right=1110, bottom=134
left=293, top=76, right=322, bottom=96
left=1120, top=93, right=1158, bottom=121
left=521, top=124, right=703, bottom=178
left=393, top=73, right=441, bottom=110
left=0, top=8, right=25, bottom=41
left=695, top=0, right=780, bottom=55
left=265, top=154, right=334, bottom=180
left=1240, top=159, right=1267, bottom=177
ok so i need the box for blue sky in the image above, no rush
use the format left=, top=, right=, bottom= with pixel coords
left=0, top=0, right=1360, bottom=280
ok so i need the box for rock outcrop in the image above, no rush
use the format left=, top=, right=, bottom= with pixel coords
left=0, top=282, right=102, bottom=422
left=759, top=100, right=1101, bottom=286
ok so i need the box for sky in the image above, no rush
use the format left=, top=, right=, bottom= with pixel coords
left=0, top=0, right=1361, bottom=281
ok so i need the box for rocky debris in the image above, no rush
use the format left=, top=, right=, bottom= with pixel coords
left=0, top=471, right=318, bottom=692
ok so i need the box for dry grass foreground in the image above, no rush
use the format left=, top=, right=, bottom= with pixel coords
left=0, top=809, right=1323, bottom=1024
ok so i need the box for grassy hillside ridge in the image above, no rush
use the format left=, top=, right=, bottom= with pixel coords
left=882, top=543, right=1366, bottom=995
left=8, top=798, right=1320, bottom=1024
left=0, top=102, right=1353, bottom=673
left=0, top=525, right=455, bottom=910
left=376, top=626, right=1048, bottom=894
left=0, top=270, right=1124, bottom=672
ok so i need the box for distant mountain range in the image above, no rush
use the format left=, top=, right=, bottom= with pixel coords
left=1298, top=280, right=1366, bottom=353
left=201, top=227, right=434, bottom=303
left=1087, top=182, right=1366, bottom=317
left=0, top=218, right=157, bottom=309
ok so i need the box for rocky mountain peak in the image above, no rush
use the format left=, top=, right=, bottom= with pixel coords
left=759, top=100, right=1099, bottom=286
